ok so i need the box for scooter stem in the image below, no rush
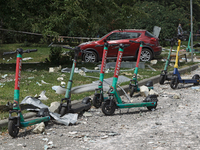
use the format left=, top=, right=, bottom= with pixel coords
left=174, top=40, right=181, bottom=69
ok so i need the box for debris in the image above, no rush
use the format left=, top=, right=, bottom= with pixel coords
left=22, top=57, right=33, bottom=61
left=149, top=89, right=159, bottom=96
left=42, top=138, right=49, bottom=142
left=79, top=70, right=86, bottom=76
left=83, top=112, right=92, bottom=117
left=38, top=90, right=49, bottom=100
left=36, top=82, right=42, bottom=86
left=121, top=72, right=133, bottom=76
left=49, top=65, right=62, bottom=73
left=147, top=65, right=156, bottom=71
left=1, top=74, right=8, bottom=79
left=69, top=131, right=78, bottom=135
left=155, top=122, right=162, bottom=125
left=61, top=81, right=66, bottom=86
left=57, top=77, right=64, bottom=81
left=150, top=60, right=157, bottom=65
left=32, top=122, right=45, bottom=134
left=140, top=85, right=149, bottom=97
left=101, top=135, right=109, bottom=139
left=28, top=77, right=35, bottom=79
left=173, top=93, right=181, bottom=99
left=41, top=80, right=50, bottom=84
left=94, top=67, right=99, bottom=70
left=49, top=102, right=60, bottom=113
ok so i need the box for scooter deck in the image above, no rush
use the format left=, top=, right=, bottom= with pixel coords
left=69, top=102, right=91, bottom=113
left=179, top=79, right=199, bottom=84
left=20, top=116, right=50, bottom=127
left=117, top=101, right=156, bottom=108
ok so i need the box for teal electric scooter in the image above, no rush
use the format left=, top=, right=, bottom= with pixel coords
left=129, top=40, right=154, bottom=97
left=93, top=39, right=118, bottom=108
left=59, top=46, right=92, bottom=116
left=159, top=38, right=176, bottom=84
left=101, top=43, right=158, bottom=116
left=3, top=48, right=50, bottom=138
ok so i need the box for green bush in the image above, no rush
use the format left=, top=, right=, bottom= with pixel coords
left=49, top=46, right=63, bottom=65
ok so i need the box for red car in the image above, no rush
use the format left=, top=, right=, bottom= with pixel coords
left=78, top=29, right=162, bottom=62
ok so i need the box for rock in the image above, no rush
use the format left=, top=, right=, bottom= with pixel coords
left=32, top=122, right=45, bottom=134
left=155, top=122, right=162, bottom=125
left=150, top=60, right=157, bottom=65
left=94, top=67, right=99, bottom=70
left=49, top=102, right=60, bottom=113
left=173, top=93, right=181, bottom=99
left=83, top=112, right=92, bottom=117
left=140, top=85, right=149, bottom=97
left=57, top=77, right=64, bottom=81
left=149, top=89, right=159, bottom=96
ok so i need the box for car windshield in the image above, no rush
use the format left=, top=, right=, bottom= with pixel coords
left=99, top=32, right=112, bottom=40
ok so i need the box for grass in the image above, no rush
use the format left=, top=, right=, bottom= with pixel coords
left=0, top=41, right=199, bottom=121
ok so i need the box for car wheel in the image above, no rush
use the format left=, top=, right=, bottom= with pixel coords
left=140, top=48, right=152, bottom=62
left=83, top=51, right=97, bottom=62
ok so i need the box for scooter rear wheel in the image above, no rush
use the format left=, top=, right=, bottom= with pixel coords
left=170, top=75, right=179, bottom=89
left=192, top=74, right=200, bottom=85
left=147, top=102, right=157, bottom=111
left=8, top=119, right=19, bottom=138
left=93, top=94, right=102, bottom=109
left=102, top=100, right=115, bottom=116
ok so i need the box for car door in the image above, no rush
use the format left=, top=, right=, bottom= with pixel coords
left=123, top=32, right=141, bottom=57
left=106, top=32, right=130, bottom=57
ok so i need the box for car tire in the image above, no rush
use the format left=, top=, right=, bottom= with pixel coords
left=83, top=51, right=98, bottom=62
left=140, top=48, right=152, bottom=62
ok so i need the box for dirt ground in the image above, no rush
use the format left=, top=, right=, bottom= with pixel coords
left=0, top=67, right=200, bottom=150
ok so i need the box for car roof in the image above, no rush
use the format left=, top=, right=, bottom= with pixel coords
left=112, top=29, right=146, bottom=32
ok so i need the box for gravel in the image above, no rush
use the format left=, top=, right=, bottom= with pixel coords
left=1, top=67, right=200, bottom=150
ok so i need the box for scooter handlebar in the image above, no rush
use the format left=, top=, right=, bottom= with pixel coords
left=3, top=51, right=16, bottom=55
left=24, top=49, right=37, bottom=53
left=3, top=49, right=37, bottom=55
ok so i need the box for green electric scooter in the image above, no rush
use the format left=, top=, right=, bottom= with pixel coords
left=3, top=48, right=50, bottom=138
left=93, top=39, right=118, bottom=108
left=129, top=40, right=154, bottom=97
left=101, top=43, right=158, bottom=116
left=59, top=46, right=92, bottom=117
left=159, top=38, right=176, bottom=84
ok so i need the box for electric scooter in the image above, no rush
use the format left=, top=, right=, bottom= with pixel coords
left=159, top=38, right=176, bottom=84
left=93, top=39, right=118, bottom=108
left=129, top=40, right=154, bottom=97
left=3, top=48, right=50, bottom=138
left=170, top=37, right=200, bottom=89
left=101, top=43, right=158, bottom=116
left=59, top=46, right=92, bottom=116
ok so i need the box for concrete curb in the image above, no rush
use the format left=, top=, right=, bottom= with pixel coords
left=0, top=63, right=199, bottom=128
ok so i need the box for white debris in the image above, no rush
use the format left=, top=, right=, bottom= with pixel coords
left=140, top=85, right=149, bottom=97
left=32, top=122, right=45, bottom=134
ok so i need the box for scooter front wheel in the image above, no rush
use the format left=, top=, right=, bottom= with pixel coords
left=60, top=106, right=67, bottom=117
left=8, top=119, right=19, bottom=138
left=93, top=94, right=102, bottom=108
left=129, top=87, right=135, bottom=97
left=159, top=75, right=165, bottom=85
left=170, top=75, right=179, bottom=89
left=102, top=100, right=115, bottom=116
left=147, top=102, right=157, bottom=111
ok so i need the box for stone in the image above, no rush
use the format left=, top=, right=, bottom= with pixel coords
left=140, top=85, right=149, bottom=97
left=49, top=102, right=60, bottom=113
left=149, top=89, right=159, bottom=96
left=150, top=59, right=157, bottom=65
left=173, top=93, right=181, bottom=99
left=32, top=122, right=45, bottom=134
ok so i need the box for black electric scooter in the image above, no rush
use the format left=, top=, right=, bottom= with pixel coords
left=58, top=46, right=92, bottom=116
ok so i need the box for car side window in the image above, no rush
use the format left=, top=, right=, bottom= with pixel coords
left=128, top=32, right=141, bottom=38
left=107, top=33, right=122, bottom=40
